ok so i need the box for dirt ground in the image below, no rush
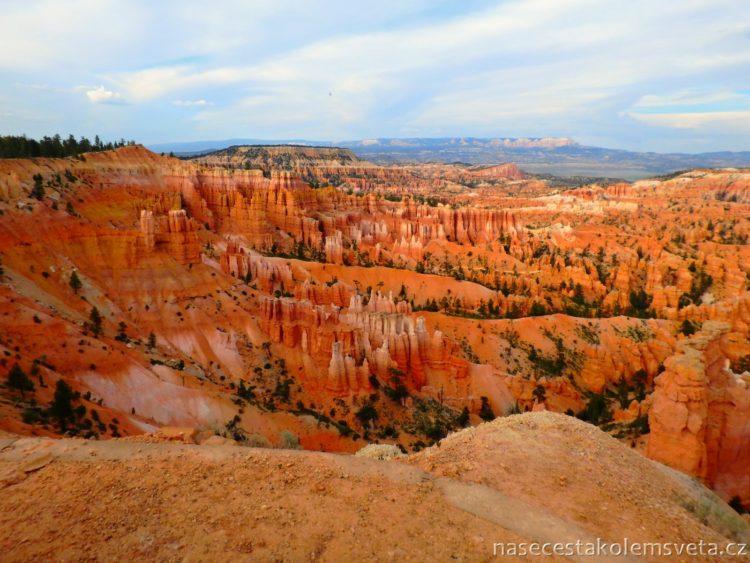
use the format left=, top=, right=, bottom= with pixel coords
left=1, top=413, right=747, bottom=562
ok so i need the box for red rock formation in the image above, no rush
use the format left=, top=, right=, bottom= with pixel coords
left=466, top=163, right=525, bottom=181
left=2, top=144, right=750, bottom=496
left=324, top=231, right=344, bottom=264
left=219, top=242, right=293, bottom=292
left=648, top=323, right=750, bottom=504
left=138, top=209, right=200, bottom=264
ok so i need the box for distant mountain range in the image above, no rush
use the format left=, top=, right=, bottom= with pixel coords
left=147, top=137, right=750, bottom=180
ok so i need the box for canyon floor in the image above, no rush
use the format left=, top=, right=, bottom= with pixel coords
left=1, top=412, right=748, bottom=562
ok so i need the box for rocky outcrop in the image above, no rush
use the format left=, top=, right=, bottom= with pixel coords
left=647, top=323, right=750, bottom=504
left=324, top=231, right=344, bottom=264
left=219, top=242, right=293, bottom=292
left=139, top=209, right=201, bottom=264
left=466, top=163, right=525, bottom=181
left=256, top=289, right=471, bottom=396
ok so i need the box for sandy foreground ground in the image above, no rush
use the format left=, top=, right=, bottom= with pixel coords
left=1, top=413, right=747, bottom=562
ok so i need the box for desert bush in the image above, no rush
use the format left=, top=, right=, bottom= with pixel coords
left=245, top=433, right=272, bottom=448
left=355, top=443, right=405, bottom=461
left=279, top=430, right=301, bottom=450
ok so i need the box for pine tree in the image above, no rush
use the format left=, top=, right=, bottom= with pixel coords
left=7, top=363, right=34, bottom=396
left=457, top=406, right=470, bottom=427
left=49, top=379, right=74, bottom=429
left=89, top=307, right=103, bottom=336
left=479, top=396, right=495, bottom=421
left=115, top=321, right=127, bottom=342
left=69, top=271, right=82, bottom=294
left=31, top=174, right=45, bottom=200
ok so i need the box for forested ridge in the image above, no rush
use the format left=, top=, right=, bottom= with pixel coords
left=0, top=134, right=137, bottom=159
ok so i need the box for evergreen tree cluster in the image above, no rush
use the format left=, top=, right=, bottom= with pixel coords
left=0, top=134, right=137, bottom=159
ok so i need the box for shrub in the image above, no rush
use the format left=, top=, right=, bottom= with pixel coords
left=273, top=378, right=292, bottom=402
left=21, top=408, right=43, bottom=424
left=630, top=414, right=650, bottom=436
left=115, top=321, right=128, bottom=342
left=529, top=302, right=547, bottom=316
left=355, top=403, right=378, bottom=427
left=532, top=384, right=546, bottom=402
left=731, top=355, right=750, bottom=374
left=575, top=324, right=600, bottom=345
left=425, top=423, right=447, bottom=441
left=677, top=293, right=692, bottom=310
left=628, top=289, right=653, bottom=317
left=728, top=496, right=746, bottom=514
left=279, top=430, right=300, bottom=450
left=579, top=392, right=611, bottom=426
left=689, top=270, right=713, bottom=303
left=384, top=383, right=409, bottom=403
left=680, top=319, right=699, bottom=336
left=245, top=433, right=272, bottom=448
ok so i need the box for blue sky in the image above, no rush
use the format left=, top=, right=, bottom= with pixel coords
left=1, top=0, right=749, bottom=152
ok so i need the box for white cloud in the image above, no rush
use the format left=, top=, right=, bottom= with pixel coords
left=629, top=111, right=750, bottom=132
left=0, top=0, right=146, bottom=72
left=108, top=65, right=251, bottom=102
left=632, top=90, right=746, bottom=109
left=85, top=85, right=123, bottom=104
left=172, top=99, right=213, bottom=107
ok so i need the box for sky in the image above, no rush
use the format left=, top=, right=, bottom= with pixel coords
left=1, top=0, right=749, bottom=152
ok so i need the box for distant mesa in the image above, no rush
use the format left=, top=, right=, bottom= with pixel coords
left=148, top=136, right=750, bottom=180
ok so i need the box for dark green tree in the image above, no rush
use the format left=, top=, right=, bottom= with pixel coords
left=31, top=174, right=45, bottom=200
left=355, top=403, right=378, bottom=427
left=7, top=363, right=34, bottom=396
left=457, top=406, right=470, bottom=427
left=729, top=495, right=746, bottom=514
left=479, top=396, right=495, bottom=421
left=89, top=307, right=103, bottom=336
left=115, top=321, right=128, bottom=342
left=581, top=392, right=611, bottom=426
left=69, top=271, right=82, bottom=294
left=49, top=379, right=75, bottom=429
left=532, top=384, right=546, bottom=402
left=0, top=134, right=137, bottom=159
left=680, top=319, right=698, bottom=336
